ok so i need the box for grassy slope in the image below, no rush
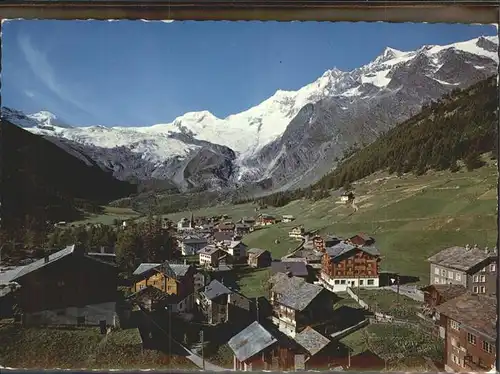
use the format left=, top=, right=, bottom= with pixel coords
left=0, top=325, right=195, bottom=370
left=164, top=162, right=497, bottom=289
left=73, top=206, right=142, bottom=226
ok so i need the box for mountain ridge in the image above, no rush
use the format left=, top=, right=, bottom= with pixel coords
left=4, top=35, right=498, bottom=193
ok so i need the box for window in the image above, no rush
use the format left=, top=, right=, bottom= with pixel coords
left=441, top=269, right=446, bottom=277
left=479, top=275, right=486, bottom=282
left=448, top=271, right=454, bottom=279
left=473, top=286, right=479, bottom=293
left=451, top=354, right=462, bottom=366
left=480, top=286, right=486, bottom=293
left=467, top=333, right=476, bottom=346
left=359, top=279, right=364, bottom=285
left=455, top=273, right=461, bottom=281
left=482, top=341, right=494, bottom=354
left=490, top=263, right=496, bottom=272
left=340, top=280, right=346, bottom=285
left=434, top=267, right=440, bottom=275
left=473, top=275, right=479, bottom=282
left=334, top=280, right=340, bottom=285
left=367, top=279, right=374, bottom=285
left=451, top=337, right=458, bottom=347
left=434, top=277, right=440, bottom=284
left=450, top=319, right=460, bottom=330
left=57, top=280, right=65, bottom=287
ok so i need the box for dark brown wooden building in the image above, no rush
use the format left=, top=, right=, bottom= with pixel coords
left=247, top=248, right=272, bottom=268
left=421, top=284, right=467, bottom=319
left=9, top=244, right=118, bottom=327
left=436, top=292, right=496, bottom=372
left=348, top=233, right=375, bottom=247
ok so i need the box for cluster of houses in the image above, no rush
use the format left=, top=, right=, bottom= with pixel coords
left=0, top=208, right=497, bottom=373
left=420, top=244, right=497, bottom=372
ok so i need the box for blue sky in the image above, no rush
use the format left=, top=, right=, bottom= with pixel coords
left=2, top=20, right=496, bottom=126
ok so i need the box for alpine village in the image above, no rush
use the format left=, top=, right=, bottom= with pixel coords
left=0, top=29, right=499, bottom=372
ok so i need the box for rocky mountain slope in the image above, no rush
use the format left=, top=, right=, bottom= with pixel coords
left=4, top=35, right=498, bottom=192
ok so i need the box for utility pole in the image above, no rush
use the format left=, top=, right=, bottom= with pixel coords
left=396, top=274, right=400, bottom=305
left=200, top=330, right=205, bottom=370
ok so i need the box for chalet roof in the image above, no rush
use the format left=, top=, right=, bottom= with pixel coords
left=436, top=292, right=497, bottom=341
left=247, top=248, right=269, bottom=257
left=421, top=284, right=467, bottom=303
left=181, top=236, right=208, bottom=244
left=133, top=263, right=162, bottom=276
left=213, top=232, right=234, bottom=242
left=199, top=245, right=221, bottom=255
left=294, top=327, right=331, bottom=356
left=282, top=215, right=295, bottom=219
left=0, top=266, right=25, bottom=284
left=228, top=241, right=246, bottom=249
left=202, top=279, right=232, bottom=300
left=235, top=223, right=250, bottom=229
left=258, top=214, right=275, bottom=219
left=228, top=321, right=277, bottom=363
left=133, top=262, right=190, bottom=280
left=169, top=264, right=192, bottom=278
left=351, top=233, right=372, bottom=241
left=241, top=217, right=256, bottom=222
left=217, top=222, right=235, bottom=230
left=427, top=247, right=494, bottom=272
left=271, top=261, right=308, bottom=277
left=7, top=245, right=106, bottom=281
left=278, top=282, right=324, bottom=311
left=269, top=274, right=306, bottom=295
left=325, top=242, right=380, bottom=260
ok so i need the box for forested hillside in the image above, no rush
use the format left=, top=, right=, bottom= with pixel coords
left=255, top=75, right=498, bottom=207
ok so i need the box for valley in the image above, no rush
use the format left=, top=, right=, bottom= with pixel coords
left=1, top=26, right=498, bottom=372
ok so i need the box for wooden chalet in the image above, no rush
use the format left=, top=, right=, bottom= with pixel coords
left=436, top=293, right=497, bottom=372
left=228, top=321, right=298, bottom=371
left=3, top=244, right=118, bottom=327
left=420, top=284, right=467, bottom=320
left=320, top=242, right=380, bottom=292
left=216, top=222, right=236, bottom=233
left=312, top=235, right=342, bottom=253
left=197, top=280, right=251, bottom=325
left=247, top=248, right=272, bottom=268
left=288, top=226, right=305, bottom=240
left=348, top=233, right=375, bottom=247
left=199, top=245, right=226, bottom=268
left=269, top=274, right=335, bottom=338
left=256, top=214, right=277, bottom=226
left=271, top=261, right=309, bottom=279
left=132, top=262, right=196, bottom=313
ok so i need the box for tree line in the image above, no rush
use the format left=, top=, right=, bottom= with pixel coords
left=250, top=75, right=498, bottom=208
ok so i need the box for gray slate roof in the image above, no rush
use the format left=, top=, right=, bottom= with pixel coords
left=9, top=245, right=76, bottom=281
left=248, top=248, right=269, bottom=257
left=278, top=281, right=324, bottom=311
left=203, top=279, right=232, bottom=300
left=228, top=321, right=277, bottom=362
left=199, top=245, right=222, bottom=255
left=436, top=292, right=497, bottom=341
left=133, top=263, right=162, bottom=276
left=294, top=327, right=331, bottom=356
left=427, top=247, right=494, bottom=272
left=271, top=261, right=308, bottom=277
left=133, top=262, right=191, bottom=279
left=325, top=242, right=380, bottom=260
left=269, top=273, right=306, bottom=295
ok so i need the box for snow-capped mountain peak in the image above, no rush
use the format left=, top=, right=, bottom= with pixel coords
left=4, top=35, right=498, bottom=191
